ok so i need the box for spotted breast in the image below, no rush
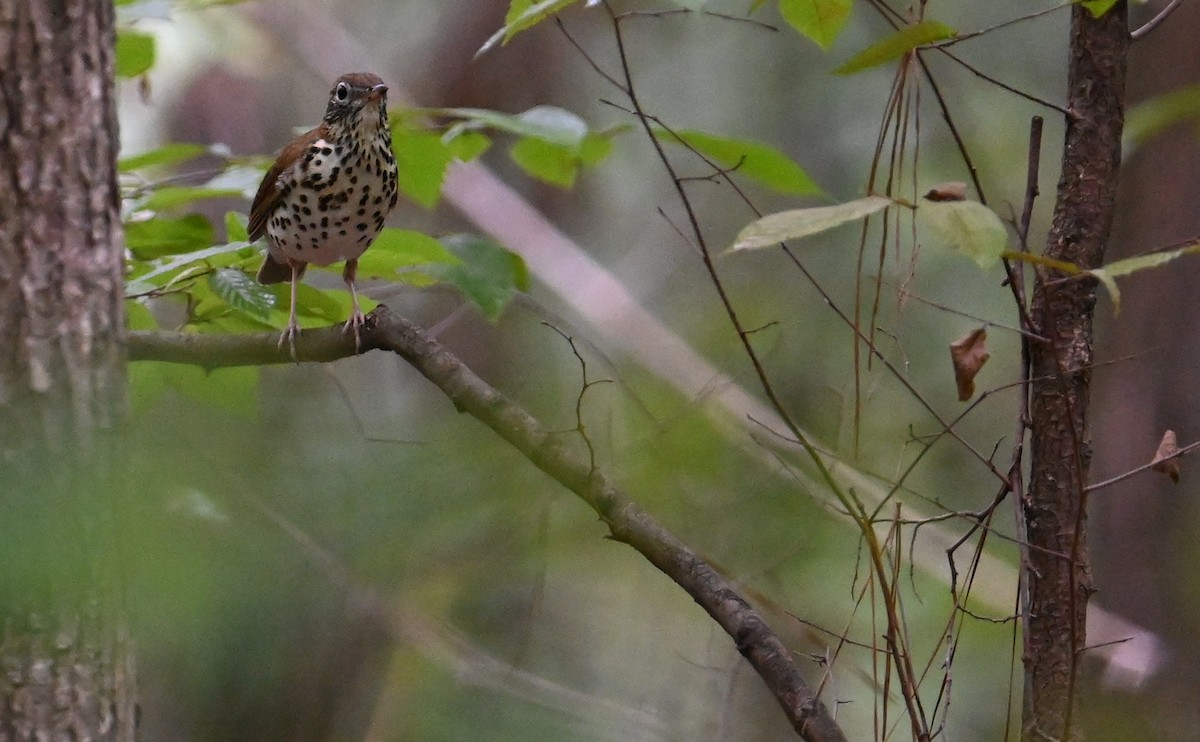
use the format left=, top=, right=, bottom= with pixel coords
left=249, top=72, right=399, bottom=356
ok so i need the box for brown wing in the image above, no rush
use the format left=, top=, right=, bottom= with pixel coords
left=247, top=126, right=324, bottom=242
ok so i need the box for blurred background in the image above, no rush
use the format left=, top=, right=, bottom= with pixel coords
left=115, top=1, right=1200, bottom=739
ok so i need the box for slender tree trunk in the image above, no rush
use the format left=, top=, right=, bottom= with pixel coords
left=1022, top=4, right=1128, bottom=741
left=0, top=1, right=133, bottom=739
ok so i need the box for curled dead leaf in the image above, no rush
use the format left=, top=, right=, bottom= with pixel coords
left=924, top=181, right=967, bottom=202
left=1151, top=429, right=1181, bottom=484
left=949, top=327, right=989, bottom=401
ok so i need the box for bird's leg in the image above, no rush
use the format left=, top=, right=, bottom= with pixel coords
left=280, top=259, right=301, bottom=361
left=342, top=258, right=365, bottom=353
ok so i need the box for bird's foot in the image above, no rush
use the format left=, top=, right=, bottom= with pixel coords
left=278, top=321, right=300, bottom=362
left=342, top=309, right=366, bottom=353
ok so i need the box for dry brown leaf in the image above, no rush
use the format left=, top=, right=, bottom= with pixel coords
left=1151, top=429, right=1181, bottom=484
left=924, top=181, right=968, bottom=202
left=950, top=327, right=989, bottom=401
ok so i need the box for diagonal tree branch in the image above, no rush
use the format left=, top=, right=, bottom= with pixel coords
left=128, top=306, right=849, bottom=742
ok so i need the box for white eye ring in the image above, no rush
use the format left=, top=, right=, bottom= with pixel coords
left=335, top=82, right=350, bottom=101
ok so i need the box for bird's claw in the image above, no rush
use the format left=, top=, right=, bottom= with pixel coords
left=278, top=322, right=300, bottom=363
left=342, top=310, right=366, bottom=353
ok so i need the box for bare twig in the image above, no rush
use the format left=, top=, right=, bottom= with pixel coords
left=1131, top=0, right=1183, bottom=40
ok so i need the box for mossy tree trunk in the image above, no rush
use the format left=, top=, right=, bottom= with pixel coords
left=0, top=1, right=133, bottom=738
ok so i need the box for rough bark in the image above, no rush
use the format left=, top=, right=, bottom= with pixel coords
left=1023, top=4, right=1128, bottom=741
left=0, top=1, right=133, bottom=739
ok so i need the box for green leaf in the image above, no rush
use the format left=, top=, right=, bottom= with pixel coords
left=225, top=212, right=249, bottom=243
left=125, top=299, right=158, bottom=331
left=835, top=19, right=957, bottom=75
left=119, top=143, right=208, bottom=172
left=919, top=198, right=1008, bottom=268
left=1080, top=0, right=1120, bottom=17
left=139, top=186, right=244, bottom=212
left=257, top=281, right=339, bottom=328
left=656, top=128, right=822, bottom=196
left=1124, top=84, right=1200, bottom=150
left=115, top=28, right=155, bottom=77
left=428, top=234, right=529, bottom=320
left=439, top=105, right=589, bottom=148
left=208, top=268, right=276, bottom=320
left=478, top=0, right=581, bottom=56
left=579, top=133, right=613, bottom=167
left=391, top=119, right=492, bottom=208
left=346, top=229, right=460, bottom=280
left=730, top=195, right=892, bottom=251
left=446, top=130, right=492, bottom=162
left=125, top=215, right=215, bottom=259
left=509, top=137, right=579, bottom=187
left=125, top=241, right=251, bottom=294
left=393, top=129, right=454, bottom=209
left=1087, top=241, right=1200, bottom=314
left=778, top=0, right=853, bottom=50
left=667, top=0, right=709, bottom=8
left=508, top=130, right=613, bottom=187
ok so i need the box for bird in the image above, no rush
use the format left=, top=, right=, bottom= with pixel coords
left=248, top=72, right=399, bottom=358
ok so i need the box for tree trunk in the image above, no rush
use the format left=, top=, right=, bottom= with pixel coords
left=1022, top=4, right=1128, bottom=741
left=0, top=1, right=133, bottom=739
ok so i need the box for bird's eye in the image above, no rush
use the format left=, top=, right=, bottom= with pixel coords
left=335, top=82, right=350, bottom=102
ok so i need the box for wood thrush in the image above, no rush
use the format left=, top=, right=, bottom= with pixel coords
left=249, top=72, right=399, bottom=357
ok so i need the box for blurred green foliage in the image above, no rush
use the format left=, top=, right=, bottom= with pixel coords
left=93, top=0, right=1182, bottom=739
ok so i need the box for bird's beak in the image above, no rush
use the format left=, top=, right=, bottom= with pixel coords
left=367, top=83, right=388, bottom=103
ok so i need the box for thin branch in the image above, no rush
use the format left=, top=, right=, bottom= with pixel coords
left=1084, top=437, right=1200, bottom=493
left=128, top=307, right=849, bottom=742
left=1131, top=0, right=1182, bottom=40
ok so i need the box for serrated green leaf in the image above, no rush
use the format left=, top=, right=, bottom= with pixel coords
left=139, top=186, right=244, bottom=213
left=115, top=29, right=155, bottom=77
left=225, top=212, right=249, bottom=242
left=730, top=195, right=891, bottom=251
left=835, top=19, right=956, bottom=75
left=778, top=0, right=853, bottom=50
left=1080, top=0, right=1120, bottom=17
left=208, top=268, right=276, bottom=320
left=125, top=215, right=214, bottom=259
left=350, top=229, right=460, bottom=280
left=920, top=198, right=1008, bottom=268
left=119, top=143, right=208, bottom=172
left=428, top=234, right=528, bottom=320
left=657, top=128, right=822, bottom=196
left=478, top=0, right=581, bottom=56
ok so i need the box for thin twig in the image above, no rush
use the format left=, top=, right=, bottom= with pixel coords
left=1131, top=0, right=1183, bottom=40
